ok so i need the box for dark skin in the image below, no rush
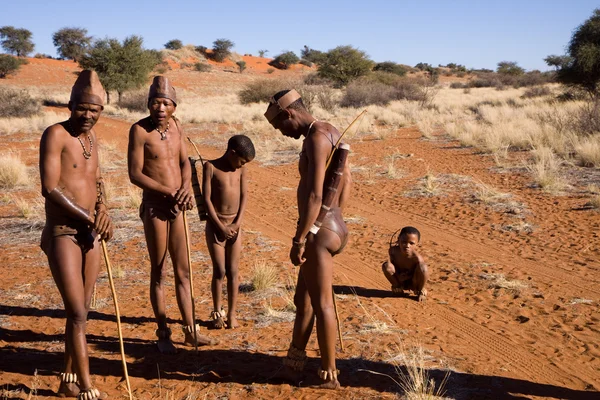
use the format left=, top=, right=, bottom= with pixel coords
left=382, top=232, right=429, bottom=302
left=270, top=106, right=352, bottom=389
left=39, top=101, right=113, bottom=398
left=202, top=149, right=252, bottom=329
left=128, top=97, right=215, bottom=353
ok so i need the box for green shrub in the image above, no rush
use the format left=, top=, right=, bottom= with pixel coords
left=238, top=78, right=298, bottom=104
left=0, top=87, right=41, bottom=117
left=340, top=75, right=429, bottom=107
left=374, top=61, right=407, bottom=76
left=0, top=54, right=22, bottom=78
left=211, top=38, right=234, bottom=62
left=236, top=60, right=247, bottom=73
left=300, top=46, right=327, bottom=65
left=318, top=45, right=374, bottom=87
left=267, top=68, right=275, bottom=74
left=195, top=45, right=207, bottom=54
left=194, top=62, right=211, bottom=72
left=164, top=39, right=183, bottom=50
left=270, top=51, right=299, bottom=69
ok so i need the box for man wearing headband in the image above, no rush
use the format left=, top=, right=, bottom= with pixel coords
left=128, top=76, right=217, bottom=353
left=39, top=69, right=113, bottom=399
left=265, top=90, right=352, bottom=389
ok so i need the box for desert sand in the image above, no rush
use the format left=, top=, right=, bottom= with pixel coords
left=0, top=57, right=598, bottom=399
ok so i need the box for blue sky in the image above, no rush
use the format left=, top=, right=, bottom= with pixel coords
left=2, top=1, right=598, bottom=71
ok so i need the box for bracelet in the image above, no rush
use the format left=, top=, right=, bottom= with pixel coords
left=292, top=237, right=306, bottom=249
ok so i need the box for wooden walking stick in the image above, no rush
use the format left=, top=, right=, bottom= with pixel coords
left=182, top=211, right=199, bottom=353
left=100, top=239, right=132, bottom=400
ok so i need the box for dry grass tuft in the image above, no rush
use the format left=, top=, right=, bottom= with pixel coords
left=251, top=259, right=279, bottom=292
left=480, top=273, right=528, bottom=295
left=12, top=196, right=44, bottom=219
left=0, top=153, right=30, bottom=189
left=472, top=181, right=511, bottom=204
left=123, top=187, right=142, bottom=209
left=526, top=147, right=569, bottom=193
left=423, top=171, right=440, bottom=195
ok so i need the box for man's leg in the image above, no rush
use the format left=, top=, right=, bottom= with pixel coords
left=170, top=215, right=217, bottom=346
left=224, top=231, right=242, bottom=329
left=142, top=212, right=175, bottom=353
left=47, top=236, right=93, bottom=394
left=205, top=221, right=226, bottom=329
left=301, top=230, right=342, bottom=389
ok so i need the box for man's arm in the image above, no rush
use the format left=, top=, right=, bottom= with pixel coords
left=294, top=131, right=330, bottom=243
left=93, top=163, right=113, bottom=241
left=127, top=124, right=175, bottom=196
left=39, top=125, right=94, bottom=224
left=174, top=119, right=193, bottom=209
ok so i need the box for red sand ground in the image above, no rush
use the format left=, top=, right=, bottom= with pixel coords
left=0, top=59, right=598, bottom=399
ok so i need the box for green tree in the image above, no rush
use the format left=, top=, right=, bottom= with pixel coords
left=258, top=49, right=268, bottom=57
left=556, top=9, right=600, bottom=96
left=373, top=61, right=407, bottom=76
left=544, top=55, right=572, bottom=71
left=79, top=35, right=161, bottom=104
left=236, top=60, right=246, bottom=73
left=0, top=54, right=23, bottom=78
left=164, top=39, right=183, bottom=50
left=0, top=26, right=34, bottom=57
left=269, top=51, right=299, bottom=70
left=301, top=45, right=326, bottom=65
left=52, top=27, right=92, bottom=62
left=317, top=45, right=374, bottom=86
left=496, top=61, right=525, bottom=76
left=212, top=38, right=234, bottom=62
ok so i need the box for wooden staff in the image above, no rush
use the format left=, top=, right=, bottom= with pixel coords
left=100, top=240, right=132, bottom=400
left=182, top=211, right=199, bottom=353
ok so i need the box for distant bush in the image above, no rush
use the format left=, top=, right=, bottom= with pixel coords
left=238, top=79, right=299, bottom=104
left=0, top=54, right=23, bottom=78
left=269, top=51, right=299, bottom=69
left=299, top=59, right=313, bottom=67
left=236, top=60, right=246, bottom=73
left=258, top=49, right=268, bottom=57
left=300, top=46, right=327, bottom=65
left=118, top=90, right=147, bottom=112
left=194, top=62, right=211, bottom=72
left=497, top=61, right=525, bottom=76
left=318, top=45, right=374, bottom=86
left=297, top=85, right=338, bottom=113
left=450, top=82, right=467, bottom=89
left=267, top=68, right=275, bottom=74
left=303, top=72, right=334, bottom=86
left=34, top=53, right=53, bottom=59
left=340, top=74, right=432, bottom=107
left=164, top=39, right=183, bottom=50
left=0, top=87, right=41, bottom=117
left=521, top=86, right=552, bottom=99
left=195, top=45, right=207, bottom=54
left=373, top=61, right=407, bottom=76
left=211, top=38, right=234, bottom=62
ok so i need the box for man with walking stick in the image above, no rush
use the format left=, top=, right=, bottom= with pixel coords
left=39, top=70, right=113, bottom=399
left=128, top=76, right=217, bottom=353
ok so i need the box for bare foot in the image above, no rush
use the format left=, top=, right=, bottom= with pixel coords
left=391, top=286, right=405, bottom=297
left=417, top=289, right=427, bottom=303
left=226, top=314, right=239, bottom=329
left=76, top=387, right=108, bottom=399
left=210, top=310, right=225, bottom=329
left=58, top=381, right=79, bottom=397
left=157, top=337, right=178, bottom=354
left=313, top=378, right=341, bottom=390
left=183, top=331, right=219, bottom=347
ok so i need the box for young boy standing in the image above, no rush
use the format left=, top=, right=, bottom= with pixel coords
left=203, top=135, right=255, bottom=329
left=382, top=226, right=429, bottom=302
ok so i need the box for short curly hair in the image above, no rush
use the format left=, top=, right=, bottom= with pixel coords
left=227, top=134, right=256, bottom=160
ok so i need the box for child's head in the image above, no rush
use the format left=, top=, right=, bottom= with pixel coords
left=226, top=134, right=255, bottom=168
left=398, top=226, right=420, bottom=256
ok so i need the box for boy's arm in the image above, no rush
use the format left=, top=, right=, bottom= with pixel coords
left=39, top=125, right=94, bottom=224
left=127, top=124, right=175, bottom=197
left=232, top=166, right=248, bottom=229
left=202, top=162, right=227, bottom=234
left=175, top=119, right=193, bottom=209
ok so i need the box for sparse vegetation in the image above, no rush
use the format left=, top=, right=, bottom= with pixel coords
left=0, top=87, right=41, bottom=117
left=0, top=54, right=24, bottom=78
left=317, top=45, right=374, bottom=87
left=251, top=259, right=278, bottom=292
left=236, top=60, right=246, bottom=73
left=194, top=62, right=211, bottom=72
left=164, top=39, right=183, bottom=50
left=0, top=26, right=34, bottom=56
left=0, top=153, right=30, bottom=188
